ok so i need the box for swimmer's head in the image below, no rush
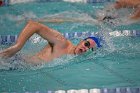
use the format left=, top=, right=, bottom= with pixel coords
left=84, top=37, right=101, bottom=48
left=75, top=36, right=101, bottom=54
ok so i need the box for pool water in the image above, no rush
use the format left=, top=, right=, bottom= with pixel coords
left=0, top=1, right=140, bottom=92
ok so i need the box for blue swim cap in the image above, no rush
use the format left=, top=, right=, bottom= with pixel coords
left=84, top=36, right=101, bottom=48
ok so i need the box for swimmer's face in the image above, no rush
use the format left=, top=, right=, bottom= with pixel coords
left=75, top=38, right=96, bottom=54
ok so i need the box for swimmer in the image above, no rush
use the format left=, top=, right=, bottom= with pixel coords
left=0, top=20, right=101, bottom=64
left=99, top=0, right=140, bottom=22
left=114, top=0, right=140, bottom=20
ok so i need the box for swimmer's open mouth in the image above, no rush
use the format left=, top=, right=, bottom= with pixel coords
left=79, top=48, right=86, bottom=53
left=80, top=49, right=83, bottom=53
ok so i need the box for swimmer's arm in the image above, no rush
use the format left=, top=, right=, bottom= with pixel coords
left=0, top=20, right=67, bottom=58
left=130, top=8, right=140, bottom=20
left=37, top=18, right=65, bottom=23
left=17, top=20, right=67, bottom=47
left=38, top=18, right=99, bottom=26
left=37, top=18, right=84, bottom=23
left=114, top=0, right=140, bottom=9
left=33, top=20, right=68, bottom=47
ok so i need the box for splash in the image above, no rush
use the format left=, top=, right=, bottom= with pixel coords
left=0, top=51, right=45, bottom=71
left=3, top=11, right=99, bottom=25
left=3, top=11, right=37, bottom=24
left=36, top=11, right=99, bottom=25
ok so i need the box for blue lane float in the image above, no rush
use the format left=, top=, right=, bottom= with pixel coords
left=0, top=30, right=140, bottom=45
